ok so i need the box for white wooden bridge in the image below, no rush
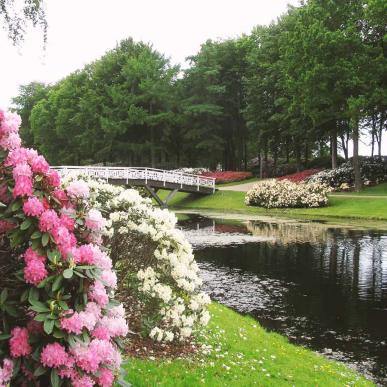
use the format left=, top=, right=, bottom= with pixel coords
left=54, top=166, right=216, bottom=208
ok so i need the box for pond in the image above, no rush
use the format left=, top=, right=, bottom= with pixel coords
left=177, top=212, right=387, bottom=385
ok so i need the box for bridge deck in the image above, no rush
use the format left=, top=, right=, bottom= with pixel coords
left=54, top=166, right=216, bottom=207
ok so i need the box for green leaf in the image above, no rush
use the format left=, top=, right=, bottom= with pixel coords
left=30, top=231, right=42, bottom=239
left=37, top=275, right=55, bottom=288
left=42, top=233, right=50, bottom=247
left=29, top=300, right=50, bottom=313
left=28, top=288, right=39, bottom=303
left=51, top=368, right=60, bottom=387
left=34, top=366, right=47, bottom=377
left=47, top=249, right=61, bottom=264
left=20, top=218, right=32, bottom=230
left=0, top=333, right=11, bottom=340
left=52, top=276, right=63, bottom=292
left=57, top=300, right=69, bottom=310
left=12, top=358, right=21, bottom=378
left=11, top=200, right=22, bottom=212
left=34, top=313, right=49, bottom=322
left=52, top=329, right=65, bottom=339
left=0, top=288, right=8, bottom=304
left=44, top=319, right=55, bottom=335
left=63, top=269, right=73, bottom=279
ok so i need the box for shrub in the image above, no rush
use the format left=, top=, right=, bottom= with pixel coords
left=277, top=169, right=321, bottom=182
left=306, top=158, right=387, bottom=189
left=201, top=171, right=253, bottom=183
left=0, top=109, right=127, bottom=386
left=62, top=177, right=211, bottom=342
left=245, top=179, right=331, bottom=208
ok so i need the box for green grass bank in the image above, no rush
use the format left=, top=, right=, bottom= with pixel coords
left=158, top=183, right=387, bottom=222
left=123, top=303, right=373, bottom=386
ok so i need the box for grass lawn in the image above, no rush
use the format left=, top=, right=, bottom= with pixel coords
left=216, top=177, right=260, bottom=187
left=123, top=303, right=373, bottom=386
left=159, top=189, right=387, bottom=221
left=331, top=182, right=387, bottom=196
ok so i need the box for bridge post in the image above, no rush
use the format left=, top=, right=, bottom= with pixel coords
left=144, top=185, right=178, bottom=209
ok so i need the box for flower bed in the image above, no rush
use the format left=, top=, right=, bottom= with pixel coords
left=277, top=168, right=321, bottom=182
left=245, top=179, right=331, bottom=208
left=0, top=109, right=127, bottom=386
left=201, top=171, right=253, bottom=183
left=306, top=159, right=387, bottom=189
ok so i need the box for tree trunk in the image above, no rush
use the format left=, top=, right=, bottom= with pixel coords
left=353, top=122, right=362, bottom=192
left=331, top=129, right=337, bottom=169
left=259, top=151, right=264, bottom=179
left=340, top=134, right=348, bottom=161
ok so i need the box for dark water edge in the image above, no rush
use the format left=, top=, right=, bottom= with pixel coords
left=178, top=214, right=387, bottom=385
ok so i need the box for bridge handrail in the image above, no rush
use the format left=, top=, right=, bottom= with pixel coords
left=52, top=166, right=216, bottom=192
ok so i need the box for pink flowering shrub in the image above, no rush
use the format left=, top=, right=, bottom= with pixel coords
left=0, top=109, right=128, bottom=386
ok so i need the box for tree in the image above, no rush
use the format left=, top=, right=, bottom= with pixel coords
left=0, top=0, right=47, bottom=45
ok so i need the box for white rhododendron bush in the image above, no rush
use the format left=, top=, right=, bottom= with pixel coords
left=245, top=179, right=331, bottom=208
left=62, top=177, right=211, bottom=342
left=0, top=109, right=127, bottom=386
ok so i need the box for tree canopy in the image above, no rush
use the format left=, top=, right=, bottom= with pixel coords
left=11, top=0, right=387, bottom=188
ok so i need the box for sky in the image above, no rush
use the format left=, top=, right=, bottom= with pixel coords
left=0, top=0, right=385, bottom=156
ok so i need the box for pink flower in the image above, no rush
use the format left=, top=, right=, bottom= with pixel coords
left=13, top=163, right=32, bottom=179
left=73, top=375, right=95, bottom=387
left=39, top=209, right=59, bottom=232
left=45, top=170, right=61, bottom=187
left=66, top=180, right=90, bottom=199
left=0, top=111, right=21, bottom=134
left=92, top=326, right=111, bottom=340
left=60, top=310, right=83, bottom=334
left=0, top=220, right=15, bottom=234
left=73, top=244, right=95, bottom=265
left=100, top=269, right=117, bottom=289
left=90, top=246, right=112, bottom=270
left=23, top=196, right=44, bottom=217
left=88, top=281, right=109, bottom=307
left=24, top=259, right=48, bottom=285
left=41, top=343, right=73, bottom=368
left=53, top=189, right=70, bottom=207
left=30, top=155, right=49, bottom=174
left=100, top=316, right=128, bottom=338
left=60, top=213, right=75, bottom=230
left=96, top=368, right=114, bottom=387
left=9, top=327, right=31, bottom=358
left=23, top=248, right=46, bottom=264
left=0, top=358, right=13, bottom=386
left=85, top=209, right=106, bottom=231
left=0, top=132, right=22, bottom=150
left=5, top=148, right=29, bottom=166
left=13, top=175, right=33, bottom=198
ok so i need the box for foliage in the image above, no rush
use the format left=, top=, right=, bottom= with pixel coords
left=277, top=169, right=321, bottom=183
left=124, top=303, right=373, bottom=387
left=0, top=0, right=47, bottom=45
left=0, top=109, right=127, bottom=386
left=201, top=171, right=253, bottom=183
left=307, top=158, right=387, bottom=189
left=245, top=180, right=331, bottom=209
left=62, top=177, right=211, bottom=342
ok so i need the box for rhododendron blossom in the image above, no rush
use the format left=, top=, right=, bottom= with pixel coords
left=0, top=109, right=127, bottom=385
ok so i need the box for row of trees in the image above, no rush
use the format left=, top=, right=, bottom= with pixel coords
left=12, top=0, right=386, bottom=189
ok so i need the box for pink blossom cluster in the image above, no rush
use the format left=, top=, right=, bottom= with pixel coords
left=0, top=358, right=13, bottom=387
left=0, top=109, right=127, bottom=386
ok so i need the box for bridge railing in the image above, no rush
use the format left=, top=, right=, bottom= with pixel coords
left=52, top=166, right=216, bottom=192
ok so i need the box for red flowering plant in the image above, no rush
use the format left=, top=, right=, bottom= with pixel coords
left=201, top=171, right=252, bottom=183
left=277, top=169, right=321, bottom=183
left=0, top=109, right=128, bottom=386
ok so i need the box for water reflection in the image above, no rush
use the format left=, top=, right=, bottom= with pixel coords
left=178, top=214, right=387, bottom=385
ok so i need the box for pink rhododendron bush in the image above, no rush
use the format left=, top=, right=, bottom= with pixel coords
left=0, top=109, right=128, bottom=386
left=61, top=176, right=211, bottom=343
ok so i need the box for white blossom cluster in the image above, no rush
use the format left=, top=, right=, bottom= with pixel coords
left=63, top=176, right=211, bottom=342
left=245, top=179, right=331, bottom=208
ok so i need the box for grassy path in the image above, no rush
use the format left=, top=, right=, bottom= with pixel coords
left=123, top=303, right=373, bottom=386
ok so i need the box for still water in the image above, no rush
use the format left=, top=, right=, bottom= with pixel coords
left=178, top=213, right=387, bottom=384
